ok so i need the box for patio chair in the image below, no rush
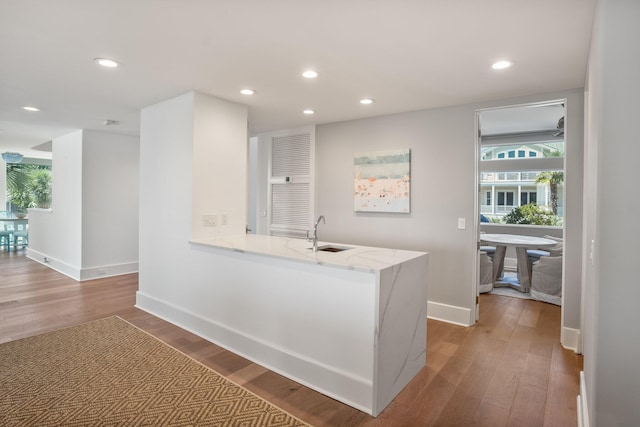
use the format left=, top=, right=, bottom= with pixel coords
left=479, top=251, right=494, bottom=293
left=530, top=255, right=563, bottom=305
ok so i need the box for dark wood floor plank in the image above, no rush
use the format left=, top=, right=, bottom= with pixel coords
left=0, top=251, right=583, bottom=426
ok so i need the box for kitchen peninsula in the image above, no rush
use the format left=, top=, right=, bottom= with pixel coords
left=136, top=234, right=428, bottom=416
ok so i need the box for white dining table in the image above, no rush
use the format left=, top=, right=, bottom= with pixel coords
left=480, top=233, right=557, bottom=292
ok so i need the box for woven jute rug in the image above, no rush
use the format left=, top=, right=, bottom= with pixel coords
left=0, top=316, right=309, bottom=426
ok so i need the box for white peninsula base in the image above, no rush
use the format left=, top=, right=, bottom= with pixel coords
left=136, top=235, right=428, bottom=416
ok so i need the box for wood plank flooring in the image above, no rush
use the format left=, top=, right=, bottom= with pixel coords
left=0, top=250, right=583, bottom=426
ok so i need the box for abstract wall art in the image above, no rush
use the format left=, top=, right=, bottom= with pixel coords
left=354, top=148, right=411, bottom=213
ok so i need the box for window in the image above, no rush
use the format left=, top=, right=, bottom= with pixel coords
left=521, top=191, right=537, bottom=205
left=479, top=115, right=565, bottom=225
left=5, top=157, right=52, bottom=212
left=497, top=191, right=514, bottom=206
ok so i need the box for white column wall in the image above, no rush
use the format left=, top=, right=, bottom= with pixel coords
left=139, top=92, right=194, bottom=303
left=583, top=0, right=640, bottom=425
left=192, top=92, right=248, bottom=238
left=138, top=90, right=248, bottom=307
left=27, top=130, right=83, bottom=276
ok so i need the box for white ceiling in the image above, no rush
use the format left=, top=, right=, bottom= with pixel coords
left=0, top=0, right=595, bottom=158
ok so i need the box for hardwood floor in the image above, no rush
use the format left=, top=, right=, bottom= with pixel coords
left=0, top=250, right=583, bottom=426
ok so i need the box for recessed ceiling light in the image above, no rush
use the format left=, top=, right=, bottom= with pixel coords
left=492, top=60, right=513, bottom=70
left=94, top=58, right=119, bottom=68
left=302, top=70, right=318, bottom=79
left=23, top=106, right=40, bottom=112
left=360, top=98, right=374, bottom=105
left=303, top=109, right=315, bottom=115
left=240, top=89, right=256, bottom=95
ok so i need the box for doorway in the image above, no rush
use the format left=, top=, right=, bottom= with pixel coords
left=474, top=100, right=566, bottom=321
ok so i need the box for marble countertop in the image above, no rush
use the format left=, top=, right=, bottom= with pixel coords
left=190, top=234, right=427, bottom=273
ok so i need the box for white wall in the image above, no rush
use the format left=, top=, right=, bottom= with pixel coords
left=192, top=92, right=248, bottom=238
left=139, top=92, right=194, bottom=302
left=311, top=89, right=583, bottom=331
left=27, top=129, right=139, bottom=280
left=316, top=107, right=475, bottom=313
left=28, top=130, right=83, bottom=273
left=583, top=0, right=640, bottom=425
left=247, top=136, right=258, bottom=234
left=82, top=130, right=139, bottom=270
left=138, top=90, right=248, bottom=304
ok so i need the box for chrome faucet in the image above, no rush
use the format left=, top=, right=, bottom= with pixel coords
left=307, top=215, right=325, bottom=252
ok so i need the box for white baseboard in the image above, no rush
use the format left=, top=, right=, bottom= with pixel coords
left=80, top=262, right=138, bottom=281
left=27, top=248, right=81, bottom=281
left=427, top=301, right=473, bottom=326
left=561, top=326, right=582, bottom=353
left=577, top=371, right=590, bottom=427
left=27, top=248, right=138, bottom=282
left=135, top=291, right=375, bottom=414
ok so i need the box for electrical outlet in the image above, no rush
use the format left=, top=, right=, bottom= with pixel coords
left=203, top=214, right=217, bottom=227
left=221, top=213, right=228, bottom=226
left=97, top=268, right=107, bottom=275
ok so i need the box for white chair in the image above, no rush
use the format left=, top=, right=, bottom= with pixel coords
left=527, top=235, right=563, bottom=265
left=479, top=251, right=494, bottom=293
left=530, top=255, right=562, bottom=305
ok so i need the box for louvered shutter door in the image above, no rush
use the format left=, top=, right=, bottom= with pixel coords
left=269, top=133, right=312, bottom=237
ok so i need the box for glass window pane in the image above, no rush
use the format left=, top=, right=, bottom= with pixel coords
left=480, top=142, right=564, bottom=161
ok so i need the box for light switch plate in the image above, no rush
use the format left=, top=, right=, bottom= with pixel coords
left=457, top=218, right=466, bottom=230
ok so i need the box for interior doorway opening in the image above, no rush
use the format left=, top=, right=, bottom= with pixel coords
left=474, top=100, right=566, bottom=321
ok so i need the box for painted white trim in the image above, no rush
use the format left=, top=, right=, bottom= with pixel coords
left=561, top=326, right=582, bottom=353
left=26, top=248, right=138, bottom=282
left=262, top=125, right=316, bottom=237
left=427, top=300, right=474, bottom=326
left=577, top=371, right=590, bottom=427
left=80, top=262, right=138, bottom=281
left=27, top=248, right=81, bottom=281
left=135, top=291, right=373, bottom=414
